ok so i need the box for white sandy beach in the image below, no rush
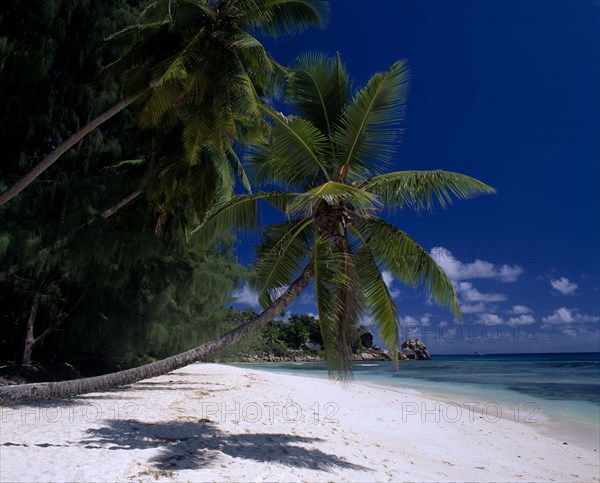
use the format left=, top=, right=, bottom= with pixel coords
left=1, top=363, right=598, bottom=482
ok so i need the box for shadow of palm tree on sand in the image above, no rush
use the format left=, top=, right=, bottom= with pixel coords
left=82, top=418, right=370, bottom=473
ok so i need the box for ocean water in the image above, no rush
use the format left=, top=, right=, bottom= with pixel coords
left=235, top=352, right=600, bottom=449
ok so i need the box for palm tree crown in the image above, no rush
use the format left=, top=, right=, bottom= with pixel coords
left=0, top=0, right=329, bottom=208
left=194, top=53, right=495, bottom=375
left=107, top=0, right=330, bottom=211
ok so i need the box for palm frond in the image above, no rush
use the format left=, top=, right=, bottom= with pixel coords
left=255, top=104, right=331, bottom=185
left=226, top=146, right=252, bottom=194
left=254, top=218, right=314, bottom=306
left=139, top=77, right=185, bottom=127
left=156, top=28, right=206, bottom=87
left=355, top=244, right=400, bottom=358
left=333, top=60, right=410, bottom=178
left=229, top=29, right=276, bottom=86
left=238, top=0, right=330, bottom=38
left=140, top=0, right=214, bottom=25
left=312, top=235, right=350, bottom=377
left=188, top=191, right=297, bottom=240
left=361, top=170, right=496, bottom=211
left=365, top=218, right=461, bottom=319
left=332, top=244, right=363, bottom=377
left=286, top=181, right=381, bottom=217
left=286, top=52, right=349, bottom=137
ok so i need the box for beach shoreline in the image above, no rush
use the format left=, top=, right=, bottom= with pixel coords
left=233, top=358, right=600, bottom=451
left=1, top=363, right=598, bottom=482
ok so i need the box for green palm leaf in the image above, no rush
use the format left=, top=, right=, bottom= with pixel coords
left=257, top=104, right=331, bottom=183
left=286, top=181, right=381, bottom=217
left=332, top=243, right=363, bottom=376
left=333, top=60, right=410, bottom=178
left=140, top=0, right=214, bottom=25
left=286, top=52, right=349, bottom=137
left=362, top=170, right=496, bottom=211
left=189, top=191, right=296, bottom=240
left=355, top=244, right=400, bottom=359
left=312, top=235, right=350, bottom=376
left=238, top=0, right=330, bottom=37
left=254, top=217, right=314, bottom=306
left=226, top=146, right=252, bottom=194
left=365, top=218, right=461, bottom=319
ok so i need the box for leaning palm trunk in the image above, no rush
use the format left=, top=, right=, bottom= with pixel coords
left=0, top=82, right=155, bottom=207
left=0, top=264, right=313, bottom=404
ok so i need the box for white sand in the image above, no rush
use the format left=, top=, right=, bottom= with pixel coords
left=1, top=363, right=598, bottom=482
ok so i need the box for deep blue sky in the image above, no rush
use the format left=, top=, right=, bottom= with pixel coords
left=232, top=0, right=600, bottom=354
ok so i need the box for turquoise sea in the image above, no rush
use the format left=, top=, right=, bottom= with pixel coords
left=235, top=352, right=600, bottom=449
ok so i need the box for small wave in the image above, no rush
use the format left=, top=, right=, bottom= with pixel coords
left=357, top=363, right=379, bottom=367
left=396, top=388, right=423, bottom=394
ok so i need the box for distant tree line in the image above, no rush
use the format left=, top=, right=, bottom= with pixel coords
left=212, top=311, right=364, bottom=360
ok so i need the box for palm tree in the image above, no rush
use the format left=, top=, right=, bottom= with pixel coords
left=0, top=54, right=493, bottom=404
left=195, top=53, right=495, bottom=373
left=0, top=0, right=329, bottom=207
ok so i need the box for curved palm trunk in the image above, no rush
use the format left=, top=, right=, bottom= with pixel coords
left=0, top=81, right=155, bottom=207
left=0, top=264, right=313, bottom=404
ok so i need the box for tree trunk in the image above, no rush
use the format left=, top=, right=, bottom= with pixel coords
left=21, top=294, right=41, bottom=365
left=20, top=288, right=88, bottom=366
left=0, top=190, right=142, bottom=282
left=0, top=264, right=314, bottom=404
left=0, top=84, right=151, bottom=207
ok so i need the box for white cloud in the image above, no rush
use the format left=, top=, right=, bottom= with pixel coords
left=509, top=305, right=532, bottom=314
left=460, top=303, right=487, bottom=314
left=231, top=284, right=260, bottom=308
left=277, top=311, right=292, bottom=322
left=399, top=314, right=431, bottom=327
left=299, top=292, right=315, bottom=305
left=381, top=270, right=401, bottom=298
left=507, top=314, right=536, bottom=326
left=550, top=277, right=578, bottom=295
left=381, top=271, right=393, bottom=288
left=544, top=307, right=574, bottom=323
left=399, top=315, right=419, bottom=325
left=542, top=307, right=600, bottom=325
left=478, top=313, right=504, bottom=326
left=561, top=327, right=600, bottom=339
left=561, top=328, right=578, bottom=337
left=497, top=265, right=524, bottom=283
left=456, top=282, right=507, bottom=303
left=430, top=247, right=523, bottom=283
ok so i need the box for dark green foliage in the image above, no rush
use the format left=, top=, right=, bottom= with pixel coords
left=279, top=314, right=321, bottom=349
left=62, top=237, right=246, bottom=372
left=0, top=1, right=247, bottom=371
left=0, top=0, right=144, bottom=365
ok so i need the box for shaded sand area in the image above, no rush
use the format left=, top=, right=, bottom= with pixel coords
left=1, top=363, right=598, bottom=482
